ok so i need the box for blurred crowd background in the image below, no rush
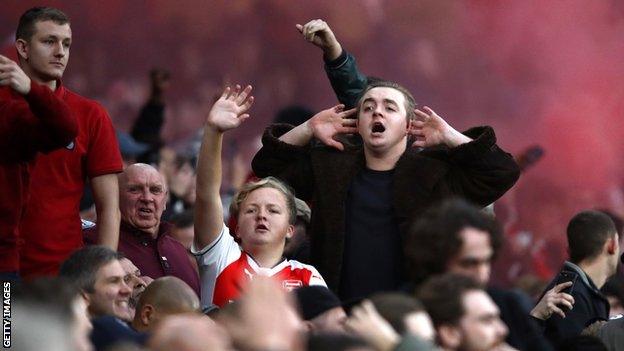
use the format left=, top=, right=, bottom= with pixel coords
left=3, top=0, right=624, bottom=287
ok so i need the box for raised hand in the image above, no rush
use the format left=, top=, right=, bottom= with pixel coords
left=295, top=19, right=342, bottom=60
left=307, top=104, right=357, bottom=151
left=206, top=85, right=254, bottom=133
left=409, top=106, right=472, bottom=148
left=0, top=54, right=31, bottom=95
left=530, top=281, right=575, bottom=320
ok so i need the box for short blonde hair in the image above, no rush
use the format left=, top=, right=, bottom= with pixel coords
left=230, top=177, right=297, bottom=225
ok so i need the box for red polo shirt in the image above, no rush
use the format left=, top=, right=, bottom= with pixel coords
left=18, top=81, right=122, bottom=278
left=0, top=81, right=78, bottom=273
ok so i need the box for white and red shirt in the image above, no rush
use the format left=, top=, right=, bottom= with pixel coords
left=193, top=224, right=326, bottom=309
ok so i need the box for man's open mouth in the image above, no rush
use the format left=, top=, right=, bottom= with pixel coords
left=255, top=224, right=268, bottom=231
left=372, top=122, right=386, bottom=133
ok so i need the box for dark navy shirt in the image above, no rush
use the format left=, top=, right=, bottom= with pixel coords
left=340, top=168, right=403, bottom=301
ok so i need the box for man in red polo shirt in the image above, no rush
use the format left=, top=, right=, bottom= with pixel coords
left=12, top=7, right=123, bottom=278
left=0, top=53, right=77, bottom=280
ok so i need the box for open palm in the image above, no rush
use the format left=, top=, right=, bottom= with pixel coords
left=206, top=85, right=254, bottom=132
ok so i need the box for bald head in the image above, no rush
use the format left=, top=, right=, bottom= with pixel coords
left=119, top=163, right=168, bottom=236
left=119, top=163, right=166, bottom=189
left=149, top=314, right=231, bottom=351
left=131, top=276, right=199, bottom=332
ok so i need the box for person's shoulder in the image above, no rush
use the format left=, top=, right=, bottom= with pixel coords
left=286, top=259, right=321, bottom=273
left=62, top=87, right=108, bottom=112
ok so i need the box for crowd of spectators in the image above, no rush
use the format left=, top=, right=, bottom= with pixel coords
left=4, top=6, right=624, bottom=351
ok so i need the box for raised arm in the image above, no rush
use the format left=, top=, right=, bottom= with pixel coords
left=194, top=85, right=254, bottom=250
left=296, top=19, right=368, bottom=108
left=406, top=106, right=520, bottom=206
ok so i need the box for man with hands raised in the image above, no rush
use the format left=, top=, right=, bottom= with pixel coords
left=252, top=22, right=520, bottom=300
left=193, top=85, right=326, bottom=310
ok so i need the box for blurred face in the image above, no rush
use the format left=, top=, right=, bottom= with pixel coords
left=18, top=20, right=71, bottom=83
left=120, top=165, right=168, bottom=236
left=86, top=260, right=133, bottom=322
left=120, top=258, right=149, bottom=315
left=236, top=187, right=294, bottom=250
left=446, top=228, right=493, bottom=286
left=357, top=87, right=409, bottom=155
left=404, top=311, right=435, bottom=342
left=457, top=291, right=508, bottom=351
left=309, top=306, right=347, bottom=334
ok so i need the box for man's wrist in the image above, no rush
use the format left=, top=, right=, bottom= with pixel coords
left=302, top=118, right=316, bottom=139
left=18, top=78, right=32, bottom=95
left=204, top=119, right=225, bottom=134
left=529, top=308, right=546, bottom=320
left=323, top=42, right=343, bottom=61
left=443, top=127, right=472, bottom=148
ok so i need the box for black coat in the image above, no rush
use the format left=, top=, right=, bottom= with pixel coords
left=252, top=124, right=520, bottom=292
left=488, top=287, right=554, bottom=351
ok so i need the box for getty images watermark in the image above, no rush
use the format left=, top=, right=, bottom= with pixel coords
left=2, top=281, right=10, bottom=348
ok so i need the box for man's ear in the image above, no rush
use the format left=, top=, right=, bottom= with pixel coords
left=15, top=39, right=28, bottom=61
left=80, top=290, right=91, bottom=305
left=140, top=305, right=154, bottom=326
left=437, top=324, right=461, bottom=349
left=607, top=235, right=618, bottom=255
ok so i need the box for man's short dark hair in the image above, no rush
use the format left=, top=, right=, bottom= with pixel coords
left=16, top=7, right=70, bottom=41
left=59, top=245, right=122, bottom=293
left=417, top=274, right=482, bottom=328
left=369, top=292, right=425, bottom=335
left=567, top=210, right=617, bottom=264
left=405, top=199, right=502, bottom=285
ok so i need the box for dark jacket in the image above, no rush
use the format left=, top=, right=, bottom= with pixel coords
left=252, top=124, right=520, bottom=291
left=597, top=315, right=624, bottom=351
left=488, top=287, right=554, bottom=351
left=323, top=50, right=368, bottom=108
left=538, top=262, right=610, bottom=347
